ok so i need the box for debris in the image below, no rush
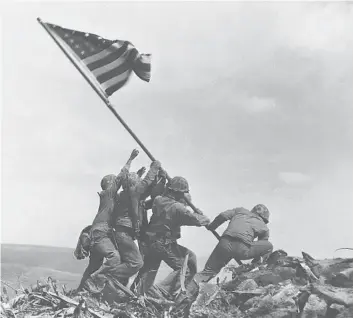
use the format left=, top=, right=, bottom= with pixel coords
left=301, top=294, right=327, bottom=317
left=1, top=250, right=353, bottom=318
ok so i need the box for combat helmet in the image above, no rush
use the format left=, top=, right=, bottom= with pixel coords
left=168, top=176, right=189, bottom=193
left=101, top=174, right=116, bottom=190
left=251, top=204, right=270, bottom=224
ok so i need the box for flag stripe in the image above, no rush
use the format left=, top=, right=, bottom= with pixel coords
left=82, top=45, right=118, bottom=65
left=96, top=62, right=131, bottom=84
left=86, top=43, right=128, bottom=71
left=134, top=57, right=151, bottom=72
left=101, top=69, right=132, bottom=91
left=91, top=50, right=130, bottom=77
left=105, top=77, right=130, bottom=96
left=44, top=22, right=151, bottom=96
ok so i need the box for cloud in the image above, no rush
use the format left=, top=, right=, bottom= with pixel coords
left=242, top=96, right=277, bottom=113
left=279, top=172, right=312, bottom=185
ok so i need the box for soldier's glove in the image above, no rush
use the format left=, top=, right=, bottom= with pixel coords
left=133, top=223, right=141, bottom=240
left=158, top=167, right=167, bottom=179
left=134, top=230, right=140, bottom=240
left=151, top=160, right=162, bottom=169
left=206, top=223, right=215, bottom=231
left=130, top=149, right=139, bottom=160
left=136, top=166, right=146, bottom=178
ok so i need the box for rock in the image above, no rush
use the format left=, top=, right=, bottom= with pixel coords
left=330, top=268, right=353, bottom=288
left=255, top=272, right=288, bottom=286
left=193, top=283, right=219, bottom=307
left=336, top=306, right=353, bottom=318
left=262, top=308, right=297, bottom=318
left=326, top=304, right=346, bottom=318
left=245, top=295, right=275, bottom=317
left=237, top=279, right=258, bottom=291
left=302, top=252, right=353, bottom=282
left=311, top=283, right=353, bottom=307
left=302, top=295, right=327, bottom=318
left=272, top=283, right=299, bottom=307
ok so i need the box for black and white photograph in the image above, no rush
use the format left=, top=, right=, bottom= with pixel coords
left=1, top=1, right=353, bottom=317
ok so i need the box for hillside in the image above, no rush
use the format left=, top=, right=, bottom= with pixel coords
left=0, top=244, right=209, bottom=290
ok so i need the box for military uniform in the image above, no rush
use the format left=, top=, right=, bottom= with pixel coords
left=181, top=204, right=273, bottom=304
left=83, top=152, right=137, bottom=293
left=135, top=192, right=210, bottom=297
left=111, top=161, right=162, bottom=285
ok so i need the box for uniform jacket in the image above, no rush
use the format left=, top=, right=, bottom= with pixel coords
left=208, top=207, right=270, bottom=245
left=114, top=161, right=161, bottom=231
left=147, top=195, right=210, bottom=241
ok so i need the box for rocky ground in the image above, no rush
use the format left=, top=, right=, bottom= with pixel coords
left=1, top=250, right=352, bottom=318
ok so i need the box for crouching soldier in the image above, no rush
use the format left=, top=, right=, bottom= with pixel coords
left=82, top=149, right=139, bottom=294
left=135, top=177, right=210, bottom=298
left=178, top=204, right=273, bottom=307
left=111, top=160, right=163, bottom=286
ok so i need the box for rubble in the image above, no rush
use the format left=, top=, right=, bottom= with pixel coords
left=1, top=250, right=353, bottom=318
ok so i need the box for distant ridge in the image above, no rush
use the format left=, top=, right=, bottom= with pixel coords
left=1, top=243, right=209, bottom=290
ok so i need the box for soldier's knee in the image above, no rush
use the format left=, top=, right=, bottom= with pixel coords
left=265, top=241, right=274, bottom=253
left=185, top=250, right=197, bottom=271
left=129, top=258, right=144, bottom=275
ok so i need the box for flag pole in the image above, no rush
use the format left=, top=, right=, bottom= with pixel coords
left=37, top=18, right=230, bottom=250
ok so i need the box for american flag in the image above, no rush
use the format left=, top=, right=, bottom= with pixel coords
left=44, top=22, right=151, bottom=97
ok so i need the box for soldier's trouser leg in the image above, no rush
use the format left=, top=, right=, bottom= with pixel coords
left=78, top=252, right=104, bottom=290
left=114, top=230, right=144, bottom=286
left=86, top=232, right=121, bottom=292
left=131, top=251, right=162, bottom=296
left=193, top=237, right=235, bottom=285
left=150, top=240, right=197, bottom=297
left=247, top=240, right=273, bottom=262
left=185, top=237, right=273, bottom=298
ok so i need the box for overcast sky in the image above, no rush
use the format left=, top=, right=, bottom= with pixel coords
left=1, top=1, right=353, bottom=260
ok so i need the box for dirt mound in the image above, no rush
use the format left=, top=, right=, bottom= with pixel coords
left=1, top=250, right=353, bottom=318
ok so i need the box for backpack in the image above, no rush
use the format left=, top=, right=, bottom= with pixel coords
left=73, top=225, right=92, bottom=260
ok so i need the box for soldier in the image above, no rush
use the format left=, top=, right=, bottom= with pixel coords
left=134, top=176, right=210, bottom=298
left=82, top=149, right=139, bottom=294
left=178, top=204, right=273, bottom=305
left=111, top=160, right=164, bottom=286
left=74, top=168, right=148, bottom=292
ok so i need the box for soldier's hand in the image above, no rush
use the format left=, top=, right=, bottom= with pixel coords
left=151, top=160, right=161, bottom=169
left=206, top=223, right=215, bottom=231
left=158, top=167, right=167, bottom=179
left=134, top=230, right=140, bottom=240
left=136, top=166, right=146, bottom=177
left=130, top=149, right=139, bottom=160
left=194, top=208, right=204, bottom=215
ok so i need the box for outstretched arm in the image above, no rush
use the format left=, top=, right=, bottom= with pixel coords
left=207, top=209, right=237, bottom=231
left=121, top=149, right=139, bottom=174
left=135, top=160, right=162, bottom=195
left=108, top=149, right=139, bottom=195
left=176, top=205, right=210, bottom=227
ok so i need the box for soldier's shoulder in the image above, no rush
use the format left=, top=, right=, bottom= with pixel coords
left=172, top=201, right=189, bottom=212
left=153, top=195, right=164, bottom=204
left=235, top=207, right=250, bottom=213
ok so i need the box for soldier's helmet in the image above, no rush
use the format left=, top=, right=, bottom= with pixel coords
left=251, top=204, right=270, bottom=224
left=168, top=176, right=189, bottom=193
left=101, top=174, right=116, bottom=190
left=122, top=172, right=140, bottom=189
